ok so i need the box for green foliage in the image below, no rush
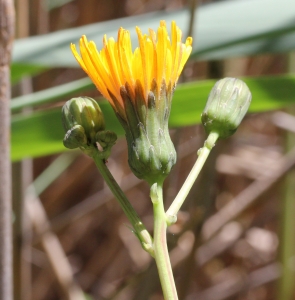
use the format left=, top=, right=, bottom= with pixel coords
left=11, top=75, right=295, bottom=161
left=11, top=64, right=46, bottom=84
left=11, top=78, right=93, bottom=112
left=12, top=0, right=295, bottom=71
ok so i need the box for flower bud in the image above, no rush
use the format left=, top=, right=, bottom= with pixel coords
left=62, top=97, right=105, bottom=148
left=201, top=78, right=252, bottom=139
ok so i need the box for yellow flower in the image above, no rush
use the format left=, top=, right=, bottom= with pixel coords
left=71, top=20, right=192, bottom=120
left=71, top=21, right=192, bottom=184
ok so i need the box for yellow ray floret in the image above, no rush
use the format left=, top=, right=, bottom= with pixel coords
left=71, top=21, right=193, bottom=112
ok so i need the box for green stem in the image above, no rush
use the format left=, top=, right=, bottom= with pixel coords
left=166, top=131, right=219, bottom=225
left=91, top=150, right=154, bottom=256
left=151, top=183, right=178, bottom=300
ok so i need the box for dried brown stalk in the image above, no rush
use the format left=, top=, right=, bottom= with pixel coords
left=0, top=0, right=14, bottom=299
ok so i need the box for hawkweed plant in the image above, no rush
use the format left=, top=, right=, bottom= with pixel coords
left=62, top=21, right=251, bottom=300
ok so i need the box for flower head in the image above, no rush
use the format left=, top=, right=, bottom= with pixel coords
left=71, top=21, right=192, bottom=119
left=71, top=21, right=192, bottom=184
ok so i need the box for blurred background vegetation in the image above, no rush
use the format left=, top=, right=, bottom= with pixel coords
left=11, top=0, right=295, bottom=299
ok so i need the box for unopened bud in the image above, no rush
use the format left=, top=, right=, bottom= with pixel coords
left=62, top=97, right=105, bottom=148
left=201, top=78, right=252, bottom=139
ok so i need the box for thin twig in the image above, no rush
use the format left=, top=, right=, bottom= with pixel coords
left=190, top=263, right=280, bottom=300
left=187, top=0, right=199, bottom=38
left=26, top=188, right=85, bottom=300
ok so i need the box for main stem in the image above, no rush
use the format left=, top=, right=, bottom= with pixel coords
left=151, top=183, right=178, bottom=300
left=92, top=151, right=154, bottom=255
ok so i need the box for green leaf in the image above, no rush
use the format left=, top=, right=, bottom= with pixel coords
left=11, top=77, right=93, bottom=112
left=11, top=74, right=295, bottom=161
left=11, top=64, right=46, bottom=84
left=12, top=109, right=66, bottom=161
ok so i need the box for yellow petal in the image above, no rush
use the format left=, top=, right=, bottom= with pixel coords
left=86, top=41, right=117, bottom=104
left=156, top=25, right=167, bottom=91
left=118, top=29, right=135, bottom=97
left=70, top=43, right=87, bottom=73
left=136, top=27, right=149, bottom=98
left=177, top=43, right=192, bottom=79
left=132, top=47, right=143, bottom=91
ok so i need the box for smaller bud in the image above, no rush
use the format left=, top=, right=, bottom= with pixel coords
left=63, top=125, right=87, bottom=149
left=96, top=130, right=117, bottom=148
left=201, top=78, right=252, bottom=139
left=62, top=97, right=105, bottom=148
left=95, top=130, right=118, bottom=159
